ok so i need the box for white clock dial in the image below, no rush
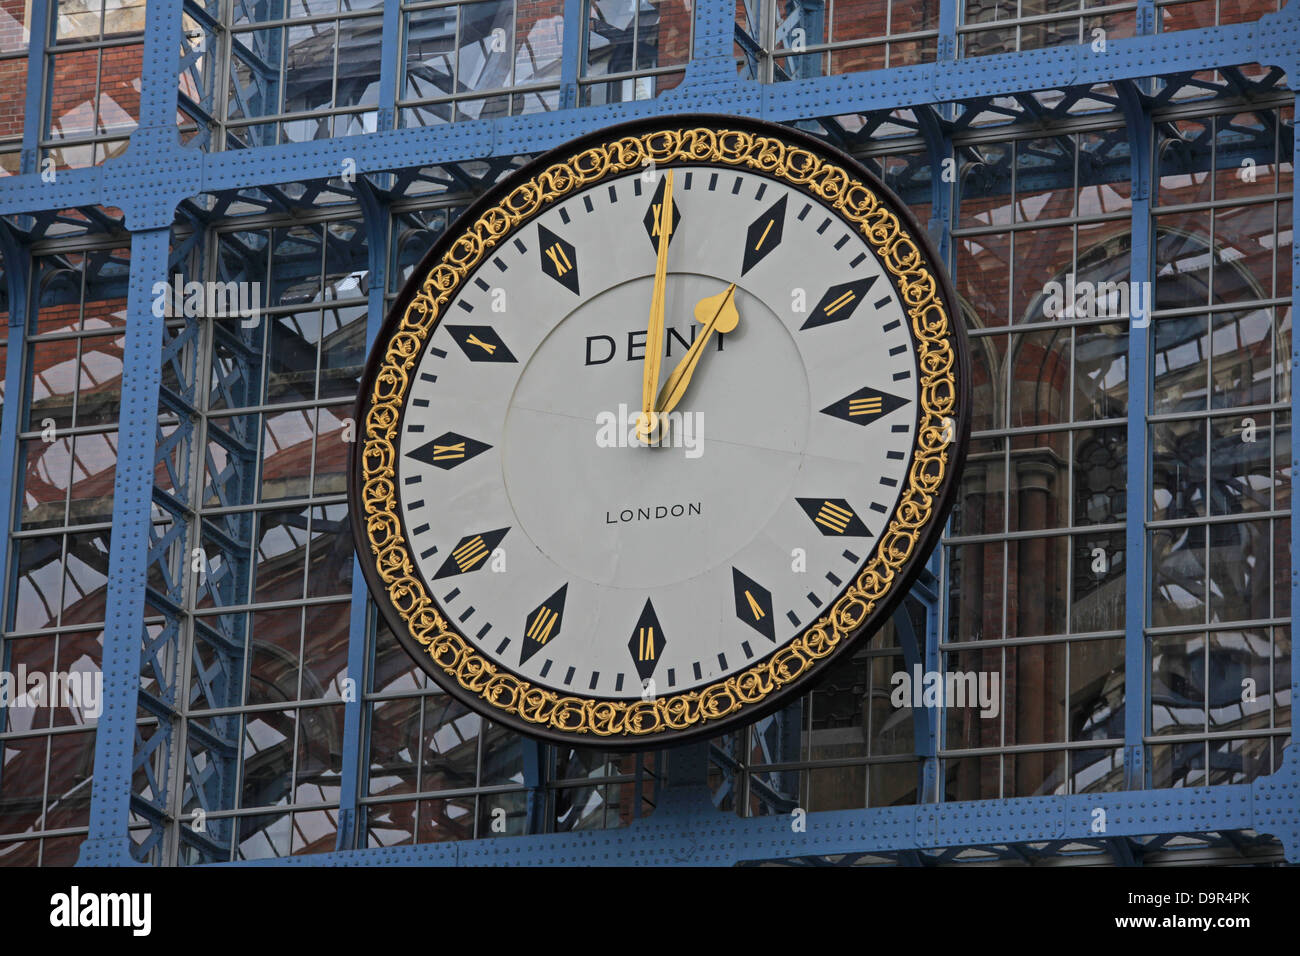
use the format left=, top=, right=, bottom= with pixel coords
left=397, top=166, right=916, bottom=697
left=353, top=118, right=967, bottom=746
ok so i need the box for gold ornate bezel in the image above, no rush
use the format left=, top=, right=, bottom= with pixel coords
left=353, top=117, right=965, bottom=744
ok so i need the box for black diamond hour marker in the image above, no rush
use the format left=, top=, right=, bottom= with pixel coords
left=628, top=599, right=666, bottom=682
left=538, top=224, right=579, bottom=294
left=642, top=175, right=681, bottom=251
left=801, top=276, right=879, bottom=330
left=406, top=431, right=492, bottom=470
left=796, top=498, right=872, bottom=537
left=741, top=195, right=787, bottom=275
left=445, top=325, right=517, bottom=363
left=432, top=527, right=509, bottom=578
left=820, top=386, right=910, bottom=426
left=732, top=568, right=776, bottom=642
left=520, top=584, right=567, bottom=665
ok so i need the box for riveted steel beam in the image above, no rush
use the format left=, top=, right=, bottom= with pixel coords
left=2, top=6, right=1298, bottom=220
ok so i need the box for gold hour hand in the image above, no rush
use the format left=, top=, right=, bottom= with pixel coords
left=654, top=283, right=739, bottom=418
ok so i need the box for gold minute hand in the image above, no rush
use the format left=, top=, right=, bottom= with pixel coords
left=654, top=282, right=740, bottom=418
left=636, top=170, right=675, bottom=443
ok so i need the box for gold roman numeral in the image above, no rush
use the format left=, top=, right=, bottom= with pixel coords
left=814, top=501, right=854, bottom=534
left=754, top=218, right=774, bottom=250
left=848, top=396, right=882, bottom=417
left=465, top=334, right=496, bottom=355
left=432, top=442, right=465, bottom=461
left=744, top=590, right=765, bottom=620
left=544, top=243, right=573, bottom=275
left=528, top=606, right=558, bottom=645
left=824, top=290, right=856, bottom=316
left=637, top=626, right=656, bottom=661
left=452, top=535, right=490, bottom=571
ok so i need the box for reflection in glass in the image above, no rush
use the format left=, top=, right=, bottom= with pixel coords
left=868, top=759, right=919, bottom=807
left=946, top=540, right=1006, bottom=642
left=424, top=695, right=482, bottom=791
left=1074, top=322, right=1128, bottom=420
left=1207, top=520, right=1270, bottom=624
left=66, top=430, right=117, bottom=526
left=20, top=437, right=72, bottom=531
left=1073, top=426, right=1126, bottom=526
left=1004, top=749, right=1065, bottom=797
left=367, top=697, right=421, bottom=796
left=1004, top=643, right=1064, bottom=747
left=1069, top=638, right=1124, bottom=742
left=1209, top=413, right=1274, bottom=516
left=1071, top=528, right=1125, bottom=632
left=417, top=797, right=476, bottom=842
left=808, top=765, right=864, bottom=811
left=1208, top=630, right=1272, bottom=731
left=1151, top=632, right=1204, bottom=736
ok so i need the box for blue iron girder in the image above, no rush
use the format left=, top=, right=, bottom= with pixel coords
left=0, top=222, right=30, bottom=809
left=75, top=225, right=174, bottom=866
left=1290, top=68, right=1300, bottom=755
left=73, top=0, right=187, bottom=866
left=210, top=780, right=1277, bottom=866
left=1, top=7, right=1299, bottom=221
left=0, top=0, right=1289, bottom=865
left=915, top=107, right=952, bottom=270
left=936, top=0, right=958, bottom=64
left=558, top=0, right=585, bottom=110
left=1117, top=79, right=1152, bottom=792
left=892, top=602, right=936, bottom=804
left=17, top=0, right=50, bottom=176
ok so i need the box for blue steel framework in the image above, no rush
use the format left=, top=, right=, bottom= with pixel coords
left=0, top=0, right=1295, bottom=865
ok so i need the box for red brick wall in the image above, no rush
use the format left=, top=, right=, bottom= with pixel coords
left=45, top=43, right=143, bottom=160
left=653, top=0, right=692, bottom=66
left=515, top=0, right=566, bottom=78
left=832, top=0, right=889, bottom=44
left=1162, top=0, right=1279, bottom=31
left=0, top=0, right=29, bottom=147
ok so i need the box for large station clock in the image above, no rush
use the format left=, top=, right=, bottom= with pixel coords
left=350, top=115, right=970, bottom=747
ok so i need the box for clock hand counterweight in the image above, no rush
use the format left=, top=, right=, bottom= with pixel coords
left=636, top=169, right=675, bottom=444
left=653, top=282, right=740, bottom=419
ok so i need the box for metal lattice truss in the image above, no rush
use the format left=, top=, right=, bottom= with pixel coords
left=0, top=0, right=1298, bottom=866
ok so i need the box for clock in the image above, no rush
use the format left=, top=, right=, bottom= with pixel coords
left=350, top=115, right=969, bottom=747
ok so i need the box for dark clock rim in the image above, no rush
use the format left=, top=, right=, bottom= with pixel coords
left=348, top=111, right=972, bottom=751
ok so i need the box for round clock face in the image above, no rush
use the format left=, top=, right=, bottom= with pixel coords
left=351, top=115, right=969, bottom=747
